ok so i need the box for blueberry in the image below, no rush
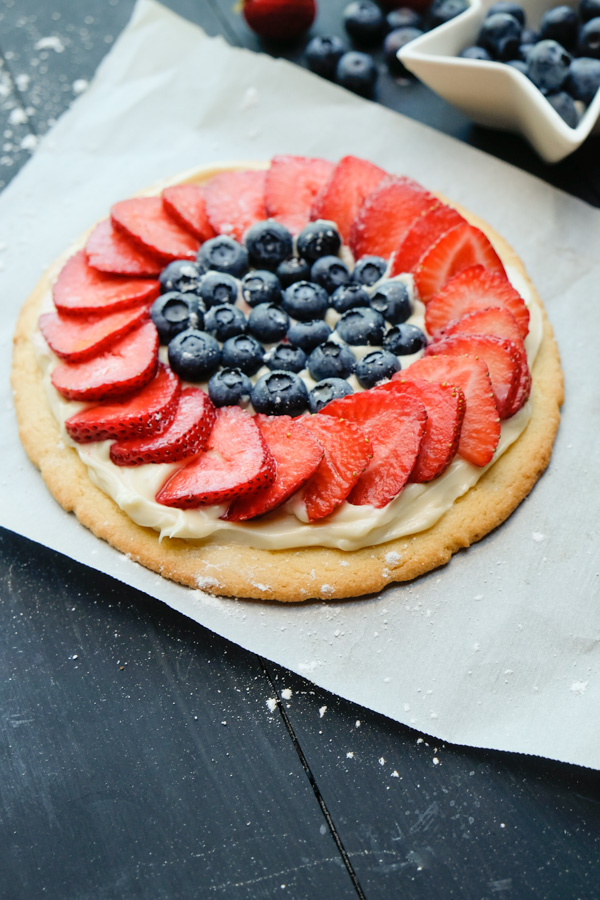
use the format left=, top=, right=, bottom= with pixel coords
left=477, top=12, right=522, bottom=60
left=168, top=329, right=221, bottom=381
left=150, top=292, right=204, bottom=344
left=197, top=235, right=249, bottom=278
left=352, top=255, right=387, bottom=286
left=276, top=256, right=312, bottom=287
left=355, top=350, right=401, bottom=389
left=527, top=39, right=571, bottom=93
left=343, top=1, right=386, bottom=46
left=305, top=35, right=346, bottom=79
left=578, top=18, right=600, bottom=59
left=428, top=0, right=469, bottom=29
left=486, top=1, right=526, bottom=25
left=539, top=5, right=578, bottom=50
left=296, top=221, right=342, bottom=262
left=507, top=58, right=530, bottom=74
left=581, top=0, right=600, bottom=23
left=547, top=90, right=580, bottom=126
left=370, top=281, right=412, bottom=324
left=310, top=255, right=351, bottom=294
left=247, top=303, right=290, bottom=343
left=244, top=220, right=293, bottom=270
left=383, top=323, right=427, bottom=355
left=309, top=378, right=354, bottom=413
left=387, top=8, right=423, bottom=30
left=307, top=341, right=356, bottom=381
left=459, top=45, right=493, bottom=60
left=335, top=307, right=386, bottom=345
left=264, top=342, right=307, bottom=373
left=282, top=280, right=330, bottom=321
left=208, top=367, right=253, bottom=408
left=198, top=270, right=238, bottom=308
left=287, top=319, right=333, bottom=353
left=518, top=41, right=536, bottom=61
left=336, top=51, right=378, bottom=97
left=384, top=28, right=424, bottom=76
left=241, top=270, right=283, bottom=307
left=158, top=259, right=203, bottom=294
left=566, top=56, right=600, bottom=103
left=204, top=304, right=247, bottom=342
left=331, top=282, right=371, bottom=313
left=221, top=334, right=265, bottom=376
left=251, top=370, right=309, bottom=417
left=520, top=26, right=538, bottom=44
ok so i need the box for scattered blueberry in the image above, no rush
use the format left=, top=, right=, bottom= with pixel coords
left=221, top=334, right=265, bottom=376
left=566, top=55, right=600, bottom=102
left=198, top=271, right=238, bottom=308
left=335, top=307, right=386, bottom=345
left=539, top=5, right=579, bottom=49
left=247, top=303, right=290, bottom=343
left=307, top=341, right=356, bottom=381
left=384, top=27, right=424, bottom=75
left=352, top=255, right=387, bottom=286
left=264, top=342, right=307, bottom=373
left=305, top=34, right=346, bottom=79
left=387, top=8, right=423, bottom=30
left=197, top=235, right=249, bottom=278
left=241, top=270, right=283, bottom=307
left=547, top=89, right=580, bottom=125
left=282, top=280, right=330, bottom=321
left=383, top=323, right=427, bottom=355
left=208, top=368, right=253, bottom=408
left=168, top=329, right=221, bottom=381
left=336, top=51, right=379, bottom=96
left=276, top=256, right=312, bottom=287
left=331, top=282, right=371, bottom=313
left=581, top=0, right=600, bottom=22
left=308, top=378, right=354, bottom=413
left=520, top=26, right=539, bottom=44
left=355, top=349, right=401, bottom=388
left=427, top=0, right=469, bottom=29
left=459, top=45, right=492, bottom=60
left=244, top=220, right=293, bottom=270
left=578, top=17, right=600, bottom=58
left=528, top=39, right=572, bottom=92
left=150, top=292, right=203, bottom=344
left=204, top=304, right=247, bottom=342
left=296, top=221, right=342, bottom=262
left=158, top=259, right=203, bottom=294
left=486, top=1, right=526, bottom=25
left=370, top=280, right=412, bottom=324
left=343, top=0, right=386, bottom=46
left=310, top=255, right=351, bottom=294
left=507, top=58, right=530, bottom=74
left=287, top=319, right=333, bottom=353
left=477, top=12, right=522, bottom=60
left=251, top=370, right=309, bottom=417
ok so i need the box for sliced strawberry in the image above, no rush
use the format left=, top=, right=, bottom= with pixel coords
left=265, top=155, right=334, bottom=234
left=349, top=175, right=438, bottom=261
left=65, top=363, right=181, bottom=443
left=441, top=305, right=524, bottom=344
left=155, top=405, right=275, bottom=508
left=111, top=197, right=200, bottom=262
left=85, top=219, right=163, bottom=277
left=403, top=354, right=500, bottom=467
left=51, top=320, right=159, bottom=402
left=427, top=334, right=521, bottom=420
left=379, top=377, right=465, bottom=482
left=389, top=202, right=465, bottom=276
left=225, top=415, right=323, bottom=520
left=203, top=169, right=267, bottom=242
left=162, top=184, right=216, bottom=243
left=300, top=414, right=372, bottom=521
left=414, top=224, right=506, bottom=304
left=109, top=387, right=215, bottom=466
left=39, top=304, right=150, bottom=363
left=53, top=251, right=160, bottom=316
left=310, top=155, right=386, bottom=244
left=319, top=390, right=427, bottom=508
left=424, top=265, right=530, bottom=338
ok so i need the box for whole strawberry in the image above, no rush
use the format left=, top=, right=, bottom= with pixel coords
left=241, top=0, right=317, bottom=41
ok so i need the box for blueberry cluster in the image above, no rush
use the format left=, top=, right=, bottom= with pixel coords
left=460, top=0, right=600, bottom=127
left=150, top=220, right=427, bottom=417
left=304, top=0, right=468, bottom=96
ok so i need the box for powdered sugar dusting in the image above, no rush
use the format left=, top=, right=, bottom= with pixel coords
left=384, top=551, right=401, bottom=565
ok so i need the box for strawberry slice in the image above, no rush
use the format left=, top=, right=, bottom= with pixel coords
left=111, top=197, right=200, bottom=262
left=155, top=405, right=275, bottom=508
left=319, top=389, right=427, bottom=508
left=225, top=415, right=324, bottom=520
left=310, top=155, right=386, bottom=244
left=162, top=184, right=216, bottom=243
left=110, top=387, right=216, bottom=466
left=65, top=363, right=181, bottom=443
left=53, top=251, right=160, bottom=316
left=389, top=202, right=465, bottom=276
left=414, top=224, right=506, bottom=304
left=203, top=169, right=267, bottom=242
left=349, top=175, right=438, bottom=261
left=403, top=354, right=500, bottom=467
left=427, top=334, right=522, bottom=420
left=85, top=219, right=163, bottom=277
left=425, top=265, right=530, bottom=338
left=265, top=155, right=334, bottom=234
left=51, top=320, right=159, bottom=402
left=380, top=377, right=465, bottom=482
left=300, top=414, right=372, bottom=521
left=39, top=305, right=150, bottom=363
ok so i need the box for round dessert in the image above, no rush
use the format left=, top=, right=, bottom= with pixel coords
left=11, top=155, right=563, bottom=602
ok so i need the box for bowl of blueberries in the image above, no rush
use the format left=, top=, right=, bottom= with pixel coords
left=397, top=0, right=600, bottom=161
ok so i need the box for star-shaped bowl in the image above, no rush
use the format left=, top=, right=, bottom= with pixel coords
left=398, top=0, right=600, bottom=162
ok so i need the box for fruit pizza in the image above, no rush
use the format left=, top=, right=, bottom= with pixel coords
left=12, top=155, right=563, bottom=602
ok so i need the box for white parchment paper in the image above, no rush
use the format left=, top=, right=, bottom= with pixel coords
left=1, top=0, right=599, bottom=769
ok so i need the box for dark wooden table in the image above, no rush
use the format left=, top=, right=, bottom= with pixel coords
left=1, top=2, right=599, bottom=898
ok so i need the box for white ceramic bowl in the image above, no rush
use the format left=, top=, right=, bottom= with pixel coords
left=398, top=0, right=600, bottom=162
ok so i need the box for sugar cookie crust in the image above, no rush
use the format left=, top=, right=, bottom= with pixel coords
left=11, top=162, right=564, bottom=602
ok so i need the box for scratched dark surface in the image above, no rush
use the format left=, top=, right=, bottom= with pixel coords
left=1, top=1, right=600, bottom=898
